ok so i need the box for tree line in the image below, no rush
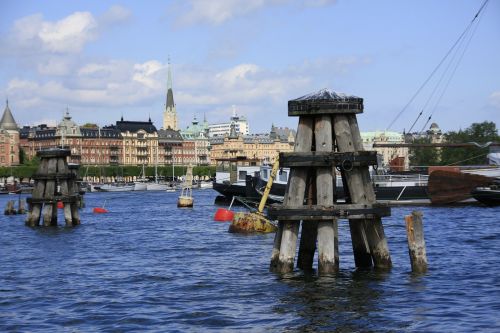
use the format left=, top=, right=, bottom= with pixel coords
left=409, top=121, right=499, bottom=167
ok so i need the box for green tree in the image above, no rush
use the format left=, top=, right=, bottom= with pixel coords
left=19, top=148, right=26, bottom=164
left=440, top=121, right=499, bottom=165
left=409, top=137, right=440, bottom=167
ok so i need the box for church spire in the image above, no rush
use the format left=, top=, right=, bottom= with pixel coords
left=163, top=56, right=178, bottom=130
left=166, top=56, right=174, bottom=110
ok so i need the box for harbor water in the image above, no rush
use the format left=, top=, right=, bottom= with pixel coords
left=1, top=190, right=499, bottom=332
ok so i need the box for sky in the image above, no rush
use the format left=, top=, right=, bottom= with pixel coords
left=0, top=0, right=499, bottom=134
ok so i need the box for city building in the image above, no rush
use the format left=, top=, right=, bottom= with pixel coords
left=21, top=112, right=123, bottom=165
left=361, top=130, right=409, bottom=170
left=181, top=115, right=210, bottom=165
left=0, top=100, right=20, bottom=166
left=116, top=117, right=158, bottom=166
left=80, top=125, right=122, bottom=165
left=158, top=127, right=183, bottom=166
left=209, top=124, right=295, bottom=165
left=162, top=60, right=178, bottom=130
left=208, top=106, right=249, bottom=137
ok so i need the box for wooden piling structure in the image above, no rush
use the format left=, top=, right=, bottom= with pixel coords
left=405, top=211, right=428, bottom=273
left=4, top=200, right=16, bottom=215
left=268, top=89, right=392, bottom=275
left=26, top=149, right=81, bottom=227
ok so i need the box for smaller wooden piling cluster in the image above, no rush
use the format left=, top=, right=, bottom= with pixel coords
left=4, top=199, right=26, bottom=215
left=268, top=89, right=392, bottom=275
left=26, top=149, right=81, bottom=227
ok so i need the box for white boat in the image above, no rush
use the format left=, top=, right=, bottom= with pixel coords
left=99, top=183, right=135, bottom=192
left=147, top=146, right=169, bottom=191
left=197, top=181, right=213, bottom=189
left=146, top=183, right=169, bottom=191
left=133, top=182, right=147, bottom=191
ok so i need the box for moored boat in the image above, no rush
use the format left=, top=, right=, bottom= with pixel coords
left=471, top=185, right=500, bottom=206
left=252, top=164, right=429, bottom=203
left=99, top=183, right=135, bottom=192
left=212, top=158, right=261, bottom=198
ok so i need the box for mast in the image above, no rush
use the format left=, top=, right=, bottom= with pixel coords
left=155, top=143, right=158, bottom=183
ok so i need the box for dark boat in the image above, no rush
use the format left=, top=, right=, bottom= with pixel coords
left=471, top=185, right=500, bottom=206
left=250, top=165, right=430, bottom=203
left=212, top=158, right=261, bottom=199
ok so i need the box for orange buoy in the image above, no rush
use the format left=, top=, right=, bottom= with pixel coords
left=57, top=201, right=64, bottom=209
left=93, top=207, right=108, bottom=214
left=214, top=208, right=234, bottom=222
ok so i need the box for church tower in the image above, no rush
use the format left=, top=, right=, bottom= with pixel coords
left=163, top=59, right=178, bottom=130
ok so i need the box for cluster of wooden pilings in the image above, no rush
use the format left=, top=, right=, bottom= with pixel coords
left=4, top=199, right=26, bottom=215
left=268, top=89, right=393, bottom=275
left=26, top=149, right=81, bottom=227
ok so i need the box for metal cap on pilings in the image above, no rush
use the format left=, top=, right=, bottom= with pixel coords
left=288, top=88, right=363, bottom=116
left=36, top=148, right=71, bottom=159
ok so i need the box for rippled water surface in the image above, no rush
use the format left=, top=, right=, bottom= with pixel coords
left=1, top=190, right=499, bottom=332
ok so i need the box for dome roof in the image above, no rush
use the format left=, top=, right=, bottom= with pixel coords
left=430, top=123, right=440, bottom=129
left=57, top=111, right=81, bottom=136
left=0, top=100, right=18, bottom=131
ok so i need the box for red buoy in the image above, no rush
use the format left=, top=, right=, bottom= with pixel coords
left=57, top=201, right=64, bottom=209
left=93, top=207, right=108, bottom=214
left=214, top=208, right=234, bottom=222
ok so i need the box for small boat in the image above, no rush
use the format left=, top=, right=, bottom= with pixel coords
left=197, top=181, right=213, bottom=189
left=133, top=182, right=147, bottom=191
left=146, top=182, right=169, bottom=191
left=471, top=185, right=500, bottom=206
left=99, top=183, right=135, bottom=192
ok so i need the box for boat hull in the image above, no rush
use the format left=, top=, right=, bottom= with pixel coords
left=471, top=187, right=500, bottom=206
left=252, top=177, right=428, bottom=202
left=146, top=183, right=169, bottom=191
left=99, top=184, right=135, bottom=192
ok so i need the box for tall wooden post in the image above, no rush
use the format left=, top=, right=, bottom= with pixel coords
left=268, top=88, right=392, bottom=275
left=271, top=117, right=313, bottom=274
left=315, top=115, right=338, bottom=274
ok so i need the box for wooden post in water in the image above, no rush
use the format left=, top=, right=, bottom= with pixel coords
left=405, top=211, right=428, bottom=273
left=315, top=115, right=338, bottom=274
left=4, top=200, right=16, bottom=215
left=296, top=171, right=317, bottom=271
left=271, top=117, right=313, bottom=274
left=268, top=88, right=392, bottom=275
left=26, top=149, right=81, bottom=227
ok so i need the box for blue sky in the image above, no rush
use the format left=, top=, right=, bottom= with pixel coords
left=0, top=0, right=499, bottom=134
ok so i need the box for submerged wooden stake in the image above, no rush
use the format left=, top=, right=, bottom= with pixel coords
left=405, top=211, right=428, bottom=273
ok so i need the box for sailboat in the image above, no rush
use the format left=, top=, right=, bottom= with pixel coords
left=133, top=164, right=148, bottom=191
left=147, top=145, right=168, bottom=191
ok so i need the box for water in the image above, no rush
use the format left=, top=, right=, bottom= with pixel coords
left=1, top=190, right=499, bottom=332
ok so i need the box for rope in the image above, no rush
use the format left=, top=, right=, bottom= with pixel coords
left=387, top=0, right=490, bottom=131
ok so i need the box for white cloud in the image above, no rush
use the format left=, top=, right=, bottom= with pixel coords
left=99, top=5, right=132, bottom=26
left=175, top=0, right=271, bottom=26
left=37, top=57, right=75, bottom=76
left=302, top=0, right=337, bottom=7
left=3, top=6, right=131, bottom=56
left=490, top=91, right=500, bottom=109
left=3, top=53, right=366, bottom=131
left=38, top=12, right=97, bottom=53
left=173, top=0, right=337, bottom=26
